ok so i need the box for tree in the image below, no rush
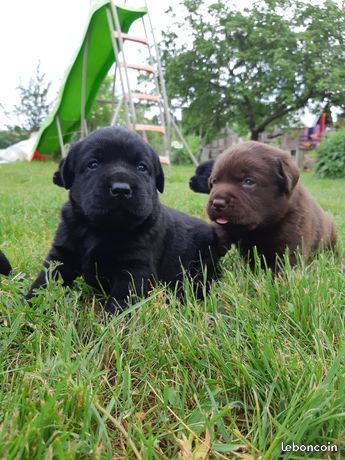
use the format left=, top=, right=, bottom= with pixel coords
left=13, top=62, right=52, bottom=133
left=0, top=128, right=28, bottom=149
left=89, top=75, right=116, bottom=131
left=162, top=0, right=345, bottom=141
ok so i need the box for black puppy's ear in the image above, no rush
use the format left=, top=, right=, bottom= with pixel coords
left=277, top=156, right=299, bottom=195
left=149, top=146, right=164, bottom=193
left=59, top=142, right=81, bottom=190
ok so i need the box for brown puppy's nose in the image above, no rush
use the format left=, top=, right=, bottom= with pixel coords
left=212, top=198, right=227, bottom=210
left=110, top=182, right=132, bottom=199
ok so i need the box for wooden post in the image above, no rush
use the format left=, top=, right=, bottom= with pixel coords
left=295, top=148, right=305, bottom=170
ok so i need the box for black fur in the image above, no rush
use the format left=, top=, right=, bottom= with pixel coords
left=27, top=127, right=219, bottom=313
left=189, top=160, right=214, bottom=194
left=0, top=250, right=11, bottom=276
left=52, top=161, right=64, bottom=187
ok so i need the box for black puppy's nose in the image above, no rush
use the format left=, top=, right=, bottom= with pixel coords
left=212, top=198, right=227, bottom=210
left=110, top=182, right=132, bottom=199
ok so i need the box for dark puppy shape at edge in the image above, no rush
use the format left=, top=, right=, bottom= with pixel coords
left=189, top=160, right=215, bottom=194
left=207, top=141, right=337, bottom=269
left=52, top=160, right=64, bottom=187
left=0, top=250, right=11, bottom=276
left=27, top=127, right=220, bottom=313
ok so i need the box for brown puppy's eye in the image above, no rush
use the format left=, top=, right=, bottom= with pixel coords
left=137, top=162, right=148, bottom=172
left=87, top=160, right=99, bottom=170
left=242, top=177, right=255, bottom=187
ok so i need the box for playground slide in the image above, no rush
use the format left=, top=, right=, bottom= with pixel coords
left=32, top=0, right=146, bottom=159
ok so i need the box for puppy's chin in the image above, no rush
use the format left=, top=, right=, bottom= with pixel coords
left=81, top=203, right=150, bottom=229
left=214, top=219, right=259, bottom=232
left=207, top=209, right=259, bottom=232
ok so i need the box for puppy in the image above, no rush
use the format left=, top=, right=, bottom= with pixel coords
left=207, top=141, right=336, bottom=269
left=26, top=127, right=219, bottom=313
left=52, top=160, right=64, bottom=187
left=189, top=160, right=214, bottom=194
left=0, top=250, right=11, bottom=276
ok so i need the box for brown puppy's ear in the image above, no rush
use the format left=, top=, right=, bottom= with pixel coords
left=208, top=175, right=213, bottom=190
left=59, top=142, right=81, bottom=190
left=148, top=146, right=164, bottom=193
left=277, top=156, right=299, bottom=195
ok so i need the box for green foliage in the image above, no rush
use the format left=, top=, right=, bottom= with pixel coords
left=12, top=62, right=52, bottom=133
left=171, top=146, right=193, bottom=165
left=0, top=128, right=27, bottom=149
left=316, top=129, right=345, bottom=178
left=89, top=75, right=117, bottom=130
left=0, top=163, right=344, bottom=457
left=162, top=0, right=345, bottom=142
left=171, top=134, right=200, bottom=165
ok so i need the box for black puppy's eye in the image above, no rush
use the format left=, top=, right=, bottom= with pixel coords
left=137, top=162, right=147, bottom=172
left=87, top=160, right=99, bottom=170
left=242, top=177, right=255, bottom=187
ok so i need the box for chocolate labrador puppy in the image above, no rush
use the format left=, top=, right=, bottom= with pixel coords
left=189, top=160, right=215, bottom=194
left=207, top=141, right=336, bottom=269
left=26, top=127, right=219, bottom=313
left=0, top=250, right=11, bottom=276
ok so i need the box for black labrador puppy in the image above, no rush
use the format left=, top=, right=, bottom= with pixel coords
left=52, top=162, right=64, bottom=187
left=26, top=127, right=219, bottom=313
left=0, top=250, right=11, bottom=276
left=189, top=160, right=214, bottom=194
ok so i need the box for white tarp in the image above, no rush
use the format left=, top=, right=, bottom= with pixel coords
left=0, top=133, right=37, bottom=164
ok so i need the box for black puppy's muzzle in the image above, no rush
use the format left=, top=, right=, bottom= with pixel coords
left=189, top=177, right=195, bottom=188
left=110, top=182, right=133, bottom=199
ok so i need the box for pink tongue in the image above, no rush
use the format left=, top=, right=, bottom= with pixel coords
left=216, top=218, right=229, bottom=225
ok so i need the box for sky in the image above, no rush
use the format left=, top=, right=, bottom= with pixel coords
left=0, top=0, right=316, bottom=130
left=0, top=0, right=175, bottom=128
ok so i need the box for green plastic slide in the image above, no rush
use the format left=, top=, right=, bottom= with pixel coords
left=32, top=0, right=146, bottom=159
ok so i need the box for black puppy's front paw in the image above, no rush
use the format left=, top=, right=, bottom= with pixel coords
left=104, top=296, right=127, bottom=315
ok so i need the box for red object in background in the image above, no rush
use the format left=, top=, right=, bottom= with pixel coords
left=32, top=150, right=42, bottom=160
left=302, top=106, right=329, bottom=150
left=320, top=112, right=326, bottom=134
left=32, top=150, right=51, bottom=161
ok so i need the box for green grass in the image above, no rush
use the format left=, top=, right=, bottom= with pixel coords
left=0, top=161, right=345, bottom=459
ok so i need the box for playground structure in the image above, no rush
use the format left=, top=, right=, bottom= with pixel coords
left=257, top=106, right=330, bottom=170
left=31, top=0, right=198, bottom=167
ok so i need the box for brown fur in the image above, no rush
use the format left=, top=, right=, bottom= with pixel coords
left=207, top=141, right=336, bottom=269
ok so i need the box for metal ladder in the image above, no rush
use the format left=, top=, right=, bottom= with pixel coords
left=105, top=1, right=198, bottom=167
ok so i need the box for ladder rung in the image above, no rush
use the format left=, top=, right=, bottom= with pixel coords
left=159, top=156, right=170, bottom=165
left=125, top=93, right=160, bottom=103
left=96, top=99, right=113, bottom=104
left=113, top=32, right=149, bottom=46
left=130, top=124, right=165, bottom=133
left=121, top=63, right=155, bottom=74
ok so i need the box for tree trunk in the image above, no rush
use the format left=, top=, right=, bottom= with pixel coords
left=250, top=130, right=259, bottom=140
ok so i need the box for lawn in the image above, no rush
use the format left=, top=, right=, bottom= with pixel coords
left=0, top=161, right=344, bottom=459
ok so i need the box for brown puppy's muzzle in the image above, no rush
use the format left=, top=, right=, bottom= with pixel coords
left=207, top=185, right=235, bottom=225
left=211, top=197, right=227, bottom=211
